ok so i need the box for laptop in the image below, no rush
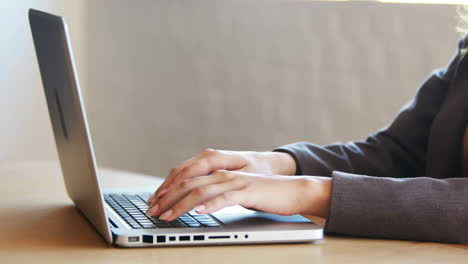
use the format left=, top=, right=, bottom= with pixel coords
left=28, top=8, right=323, bottom=247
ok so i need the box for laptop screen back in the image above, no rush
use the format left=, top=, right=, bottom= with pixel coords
left=29, top=8, right=111, bottom=243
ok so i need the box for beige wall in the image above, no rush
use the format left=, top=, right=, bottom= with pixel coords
left=0, top=1, right=460, bottom=179
left=86, top=1, right=459, bottom=176
left=0, top=0, right=87, bottom=161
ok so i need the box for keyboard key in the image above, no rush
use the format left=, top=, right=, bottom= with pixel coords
left=133, top=216, right=149, bottom=220
left=149, top=218, right=164, bottom=224
left=128, top=212, right=144, bottom=216
left=192, top=215, right=211, bottom=220
left=129, top=223, right=141, bottom=229
left=181, top=221, right=196, bottom=226
left=170, top=220, right=187, bottom=228
left=185, top=222, right=201, bottom=227
left=198, top=219, right=215, bottom=223
left=179, top=216, right=194, bottom=221
left=155, top=222, right=172, bottom=228
left=137, top=220, right=153, bottom=225
left=141, top=223, right=157, bottom=229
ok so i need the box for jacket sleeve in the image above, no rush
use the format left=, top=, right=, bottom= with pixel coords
left=326, top=172, right=468, bottom=244
left=273, top=41, right=467, bottom=244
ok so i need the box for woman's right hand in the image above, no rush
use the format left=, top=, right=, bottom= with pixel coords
left=147, top=149, right=296, bottom=204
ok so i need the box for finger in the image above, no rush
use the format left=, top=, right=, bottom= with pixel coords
left=152, top=150, right=243, bottom=202
left=148, top=173, right=230, bottom=217
left=152, top=156, right=198, bottom=199
left=195, top=190, right=246, bottom=215
left=148, top=175, right=217, bottom=216
left=158, top=176, right=246, bottom=222
left=147, top=194, right=155, bottom=204
left=147, top=188, right=168, bottom=205
left=163, top=151, right=246, bottom=193
left=149, top=162, right=212, bottom=208
left=151, top=166, right=240, bottom=205
left=153, top=149, right=221, bottom=198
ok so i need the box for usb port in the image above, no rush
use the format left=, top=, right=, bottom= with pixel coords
left=142, top=235, right=153, bottom=244
left=194, top=235, right=205, bottom=241
left=179, top=236, right=190, bottom=241
left=156, top=236, right=166, bottom=243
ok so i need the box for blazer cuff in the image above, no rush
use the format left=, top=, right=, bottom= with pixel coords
left=324, top=171, right=405, bottom=238
left=325, top=171, right=368, bottom=235
left=272, top=147, right=302, bottom=175
left=273, top=142, right=331, bottom=176
left=324, top=171, right=468, bottom=244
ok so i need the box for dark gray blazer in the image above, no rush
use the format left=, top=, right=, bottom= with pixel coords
left=275, top=37, right=468, bottom=244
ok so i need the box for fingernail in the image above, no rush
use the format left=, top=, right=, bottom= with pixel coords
left=147, top=195, right=155, bottom=204
left=195, top=205, right=206, bottom=213
left=159, top=209, right=172, bottom=220
left=156, top=188, right=168, bottom=199
left=147, top=204, right=159, bottom=217
left=146, top=210, right=153, bottom=217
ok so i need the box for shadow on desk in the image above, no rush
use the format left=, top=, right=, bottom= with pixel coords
left=0, top=204, right=109, bottom=250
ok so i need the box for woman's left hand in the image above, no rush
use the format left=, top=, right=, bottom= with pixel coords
left=147, top=170, right=332, bottom=222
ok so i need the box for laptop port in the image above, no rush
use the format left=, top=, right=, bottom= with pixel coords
left=128, top=236, right=140, bottom=243
left=193, top=235, right=205, bottom=241
left=169, top=236, right=176, bottom=241
left=142, top=235, right=153, bottom=244
left=108, top=218, right=118, bottom=228
left=156, top=235, right=166, bottom=243
left=179, top=236, right=190, bottom=241
left=208, top=235, right=230, bottom=239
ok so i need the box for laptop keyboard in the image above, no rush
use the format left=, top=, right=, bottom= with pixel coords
left=104, top=193, right=221, bottom=229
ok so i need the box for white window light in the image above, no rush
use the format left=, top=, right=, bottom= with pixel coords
left=377, top=0, right=468, bottom=4
left=306, top=0, right=468, bottom=4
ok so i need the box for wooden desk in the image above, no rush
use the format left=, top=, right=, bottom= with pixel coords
left=1, top=161, right=467, bottom=264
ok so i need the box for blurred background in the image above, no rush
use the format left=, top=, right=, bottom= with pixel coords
left=0, top=0, right=462, bottom=177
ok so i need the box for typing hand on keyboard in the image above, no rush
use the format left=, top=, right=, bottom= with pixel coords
left=145, top=168, right=333, bottom=223
left=148, top=149, right=296, bottom=203
left=104, top=193, right=220, bottom=229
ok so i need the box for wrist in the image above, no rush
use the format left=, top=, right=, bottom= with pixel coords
left=299, top=177, right=332, bottom=218
left=267, top=152, right=296, bottom=175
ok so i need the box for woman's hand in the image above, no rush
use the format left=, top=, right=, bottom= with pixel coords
left=146, top=169, right=332, bottom=221
left=147, top=149, right=296, bottom=204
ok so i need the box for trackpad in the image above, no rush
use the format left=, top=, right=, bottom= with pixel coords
left=211, top=205, right=311, bottom=226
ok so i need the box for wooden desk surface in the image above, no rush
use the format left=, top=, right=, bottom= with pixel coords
left=1, top=160, right=467, bottom=264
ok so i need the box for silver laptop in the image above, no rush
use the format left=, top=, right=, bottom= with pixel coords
left=28, top=8, right=323, bottom=247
